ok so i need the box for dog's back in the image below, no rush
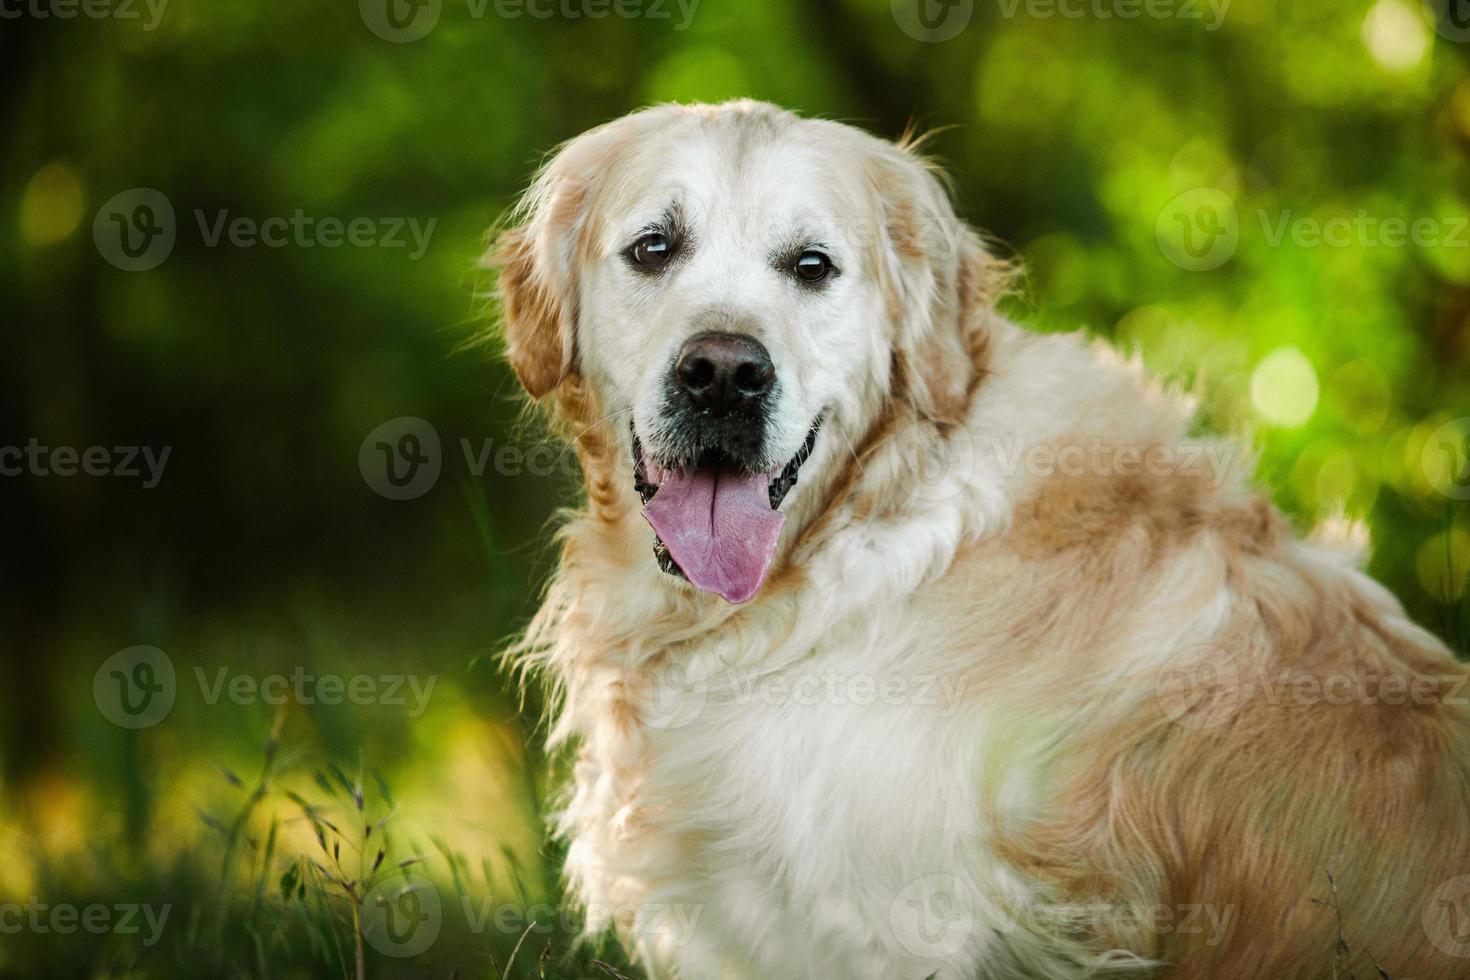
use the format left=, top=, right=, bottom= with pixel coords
left=937, top=325, right=1470, bottom=978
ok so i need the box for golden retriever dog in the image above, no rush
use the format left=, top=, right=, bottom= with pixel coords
left=491, top=100, right=1470, bottom=979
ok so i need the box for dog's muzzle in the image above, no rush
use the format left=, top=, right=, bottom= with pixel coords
left=632, top=420, right=820, bottom=604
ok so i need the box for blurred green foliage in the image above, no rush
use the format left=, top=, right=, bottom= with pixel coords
left=2, top=0, right=1468, bottom=974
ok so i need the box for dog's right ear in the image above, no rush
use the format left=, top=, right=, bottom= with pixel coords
left=491, top=220, right=575, bottom=400
left=489, top=122, right=630, bottom=400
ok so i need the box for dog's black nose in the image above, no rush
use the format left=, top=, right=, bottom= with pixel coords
left=673, top=332, right=774, bottom=413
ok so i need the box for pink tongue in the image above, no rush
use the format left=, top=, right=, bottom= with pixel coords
left=642, top=466, right=785, bottom=604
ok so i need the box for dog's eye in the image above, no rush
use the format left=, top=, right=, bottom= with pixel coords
left=628, top=233, right=674, bottom=271
left=792, top=251, right=832, bottom=283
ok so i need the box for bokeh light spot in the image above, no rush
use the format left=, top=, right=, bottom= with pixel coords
left=1251, top=347, right=1319, bottom=427
left=1361, top=0, right=1429, bottom=74
left=19, top=162, right=85, bottom=248
left=1416, top=529, right=1470, bottom=601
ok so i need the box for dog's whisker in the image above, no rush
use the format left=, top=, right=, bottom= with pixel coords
left=825, top=423, right=864, bottom=480
left=569, top=406, right=635, bottom=448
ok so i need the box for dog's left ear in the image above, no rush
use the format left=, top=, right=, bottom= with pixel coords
left=869, top=142, right=1013, bottom=424
left=488, top=121, right=632, bottom=400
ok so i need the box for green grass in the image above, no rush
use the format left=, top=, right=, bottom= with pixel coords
left=0, top=715, right=644, bottom=980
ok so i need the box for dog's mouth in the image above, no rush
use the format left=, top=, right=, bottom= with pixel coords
left=632, top=421, right=820, bottom=604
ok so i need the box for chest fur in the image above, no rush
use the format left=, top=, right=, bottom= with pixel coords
left=561, top=620, right=1050, bottom=979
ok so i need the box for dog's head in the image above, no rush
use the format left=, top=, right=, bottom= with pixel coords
left=493, top=101, right=1006, bottom=604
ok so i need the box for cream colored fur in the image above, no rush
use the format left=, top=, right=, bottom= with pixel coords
left=492, top=101, right=1470, bottom=980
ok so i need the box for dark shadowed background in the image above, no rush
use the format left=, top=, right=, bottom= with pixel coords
left=3, top=0, right=1469, bottom=975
